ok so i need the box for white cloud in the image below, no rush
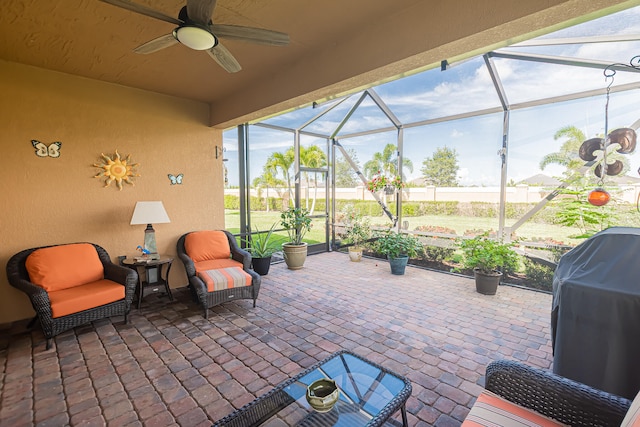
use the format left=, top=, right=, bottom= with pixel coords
left=450, top=129, right=464, bottom=138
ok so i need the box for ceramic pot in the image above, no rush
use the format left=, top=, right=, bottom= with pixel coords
left=388, top=255, right=409, bottom=275
left=282, top=242, right=307, bottom=270
left=252, top=256, right=272, bottom=276
left=306, top=379, right=339, bottom=412
left=474, top=268, right=502, bottom=295
left=348, top=247, right=363, bottom=262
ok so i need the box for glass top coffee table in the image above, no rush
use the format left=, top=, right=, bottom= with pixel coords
left=213, top=350, right=412, bottom=427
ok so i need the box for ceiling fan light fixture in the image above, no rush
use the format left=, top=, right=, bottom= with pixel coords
left=173, top=25, right=217, bottom=50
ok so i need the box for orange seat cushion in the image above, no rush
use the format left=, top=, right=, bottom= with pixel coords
left=462, top=391, right=566, bottom=427
left=185, top=231, right=231, bottom=262
left=194, top=259, right=243, bottom=273
left=197, top=267, right=252, bottom=292
left=48, top=279, right=125, bottom=318
left=26, top=243, right=104, bottom=292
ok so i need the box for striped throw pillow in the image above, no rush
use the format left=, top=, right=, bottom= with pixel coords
left=198, top=267, right=252, bottom=292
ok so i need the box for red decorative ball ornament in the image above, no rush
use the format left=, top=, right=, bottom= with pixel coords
left=588, top=188, right=610, bottom=206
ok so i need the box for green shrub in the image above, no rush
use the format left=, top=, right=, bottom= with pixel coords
left=418, top=201, right=458, bottom=216
left=402, top=203, right=419, bottom=217
left=413, top=225, right=457, bottom=263
left=522, top=258, right=555, bottom=292
left=225, top=195, right=240, bottom=209
left=372, top=230, right=424, bottom=259
left=457, top=233, right=519, bottom=275
left=423, top=246, right=455, bottom=263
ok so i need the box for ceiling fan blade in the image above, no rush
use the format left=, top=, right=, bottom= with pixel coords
left=134, top=34, right=178, bottom=54
left=207, top=43, right=242, bottom=73
left=187, top=0, right=217, bottom=24
left=99, top=0, right=182, bottom=25
left=211, top=24, right=290, bottom=46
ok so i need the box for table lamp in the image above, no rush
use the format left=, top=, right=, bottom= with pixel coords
left=130, top=201, right=170, bottom=260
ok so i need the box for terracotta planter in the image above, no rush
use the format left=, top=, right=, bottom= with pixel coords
left=282, top=242, right=307, bottom=270
left=252, top=255, right=272, bottom=276
left=474, top=268, right=502, bottom=295
left=388, top=255, right=409, bottom=275
left=348, top=247, right=363, bottom=262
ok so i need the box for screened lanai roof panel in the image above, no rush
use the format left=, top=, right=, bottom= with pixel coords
left=492, top=49, right=640, bottom=106
left=259, top=95, right=355, bottom=131
left=327, top=95, right=397, bottom=137
left=373, top=56, right=502, bottom=124
left=493, top=5, right=640, bottom=106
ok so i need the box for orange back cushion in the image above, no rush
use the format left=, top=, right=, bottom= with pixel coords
left=185, top=231, right=231, bottom=262
left=25, top=243, right=104, bottom=292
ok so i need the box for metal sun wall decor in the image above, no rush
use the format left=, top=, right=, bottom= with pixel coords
left=579, top=55, right=639, bottom=206
left=93, top=150, right=140, bottom=190
left=31, top=140, right=61, bottom=158
left=168, top=173, right=184, bottom=185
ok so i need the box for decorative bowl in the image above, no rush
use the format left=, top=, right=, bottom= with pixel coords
left=306, top=378, right=339, bottom=412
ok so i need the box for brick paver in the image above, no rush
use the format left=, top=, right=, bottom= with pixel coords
left=0, top=252, right=553, bottom=426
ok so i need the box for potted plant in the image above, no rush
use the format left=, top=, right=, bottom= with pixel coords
left=458, top=233, right=519, bottom=295
left=342, top=209, right=371, bottom=262
left=280, top=207, right=312, bottom=270
left=373, top=230, right=423, bottom=275
left=243, top=223, right=277, bottom=275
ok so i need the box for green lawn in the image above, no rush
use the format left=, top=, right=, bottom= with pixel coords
left=225, top=209, right=583, bottom=246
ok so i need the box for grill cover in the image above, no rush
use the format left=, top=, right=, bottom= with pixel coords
left=551, top=226, right=640, bottom=399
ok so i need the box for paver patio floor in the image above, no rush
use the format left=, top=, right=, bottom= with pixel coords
left=0, top=252, right=554, bottom=426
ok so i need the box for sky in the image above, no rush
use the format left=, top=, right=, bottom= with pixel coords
left=224, top=6, right=640, bottom=188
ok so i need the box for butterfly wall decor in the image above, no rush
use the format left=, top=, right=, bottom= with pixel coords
left=31, top=140, right=61, bottom=158
left=168, top=173, right=184, bottom=185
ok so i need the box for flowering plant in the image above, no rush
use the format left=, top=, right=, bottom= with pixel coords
left=366, top=172, right=405, bottom=193
left=342, top=208, right=371, bottom=248
left=390, top=175, right=405, bottom=189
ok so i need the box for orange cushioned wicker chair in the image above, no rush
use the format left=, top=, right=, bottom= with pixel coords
left=6, top=242, right=138, bottom=349
left=177, top=230, right=261, bottom=319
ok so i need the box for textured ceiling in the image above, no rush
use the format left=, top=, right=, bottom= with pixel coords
left=0, top=1, right=410, bottom=99
left=0, top=0, right=635, bottom=127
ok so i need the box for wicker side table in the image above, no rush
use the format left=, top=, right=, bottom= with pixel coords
left=121, top=256, right=174, bottom=309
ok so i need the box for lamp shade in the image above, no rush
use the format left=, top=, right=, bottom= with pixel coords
left=130, top=201, right=170, bottom=225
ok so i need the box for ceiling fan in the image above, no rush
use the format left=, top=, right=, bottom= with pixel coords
left=99, top=0, right=290, bottom=73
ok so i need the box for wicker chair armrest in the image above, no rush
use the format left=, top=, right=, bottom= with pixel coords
left=188, top=275, right=208, bottom=300
left=103, top=262, right=138, bottom=303
left=176, top=234, right=198, bottom=278
left=178, top=251, right=197, bottom=277
left=485, top=360, right=631, bottom=427
left=6, top=273, right=53, bottom=318
left=103, top=262, right=137, bottom=287
left=8, top=276, right=46, bottom=296
left=225, top=230, right=251, bottom=270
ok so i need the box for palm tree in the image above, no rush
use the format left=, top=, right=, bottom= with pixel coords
left=539, top=125, right=586, bottom=182
left=363, top=143, right=413, bottom=180
left=300, top=145, right=327, bottom=214
left=252, top=167, right=285, bottom=212
left=266, top=148, right=295, bottom=206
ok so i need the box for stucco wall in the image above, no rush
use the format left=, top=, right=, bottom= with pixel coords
left=0, top=60, right=224, bottom=324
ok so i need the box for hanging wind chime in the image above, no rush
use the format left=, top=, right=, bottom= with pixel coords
left=578, top=56, right=638, bottom=206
